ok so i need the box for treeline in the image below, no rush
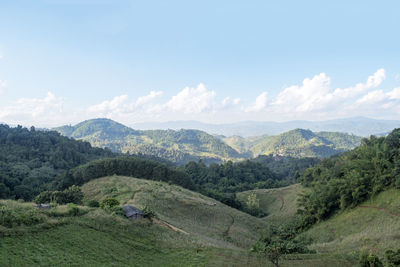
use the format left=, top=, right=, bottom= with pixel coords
left=0, top=125, right=114, bottom=200
left=250, top=155, right=320, bottom=181
left=298, top=128, right=400, bottom=224
left=54, top=157, right=194, bottom=191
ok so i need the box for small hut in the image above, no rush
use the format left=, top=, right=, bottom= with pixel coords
left=123, top=205, right=144, bottom=220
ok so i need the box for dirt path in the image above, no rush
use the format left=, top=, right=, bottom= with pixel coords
left=359, top=205, right=400, bottom=218
left=223, top=214, right=235, bottom=237
left=277, top=195, right=285, bottom=211
left=151, top=218, right=188, bottom=234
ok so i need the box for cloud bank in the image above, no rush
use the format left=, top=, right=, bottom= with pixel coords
left=1, top=68, right=399, bottom=127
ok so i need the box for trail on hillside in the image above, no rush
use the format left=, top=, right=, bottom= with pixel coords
left=151, top=218, right=188, bottom=234
left=277, top=195, right=285, bottom=211
left=223, top=215, right=235, bottom=238
left=359, top=205, right=400, bottom=218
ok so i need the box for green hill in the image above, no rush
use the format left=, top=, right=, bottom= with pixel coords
left=237, top=184, right=306, bottom=224
left=81, top=176, right=268, bottom=249
left=0, top=124, right=114, bottom=201
left=55, top=118, right=243, bottom=165
left=223, top=129, right=362, bottom=158
left=299, top=188, right=400, bottom=256
left=238, top=183, right=400, bottom=259
left=0, top=177, right=357, bottom=266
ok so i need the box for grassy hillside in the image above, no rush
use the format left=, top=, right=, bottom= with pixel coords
left=237, top=184, right=400, bottom=260
left=81, top=175, right=268, bottom=249
left=55, top=118, right=243, bottom=165
left=300, top=188, right=400, bottom=257
left=0, top=195, right=354, bottom=266
left=236, top=184, right=305, bottom=224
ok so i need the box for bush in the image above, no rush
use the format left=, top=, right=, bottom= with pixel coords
left=100, top=198, right=120, bottom=209
left=0, top=203, right=43, bottom=227
left=86, top=200, right=100, bottom=208
left=359, top=249, right=383, bottom=267
left=142, top=206, right=157, bottom=219
left=67, top=203, right=81, bottom=216
left=385, top=249, right=400, bottom=267
left=34, top=186, right=84, bottom=205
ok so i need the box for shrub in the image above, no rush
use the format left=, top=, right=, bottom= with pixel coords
left=359, top=249, right=383, bottom=267
left=0, top=203, right=43, bottom=227
left=34, top=186, right=84, bottom=205
left=142, top=206, right=157, bottom=219
left=86, top=200, right=100, bottom=208
left=385, top=249, right=400, bottom=267
left=100, top=198, right=120, bottom=209
left=67, top=203, right=81, bottom=216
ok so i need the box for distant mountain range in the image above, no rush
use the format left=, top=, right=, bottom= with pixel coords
left=132, top=117, right=400, bottom=137
left=54, top=118, right=363, bottom=164
left=54, top=119, right=243, bottom=165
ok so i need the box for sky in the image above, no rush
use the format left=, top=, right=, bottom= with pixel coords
left=0, top=0, right=400, bottom=127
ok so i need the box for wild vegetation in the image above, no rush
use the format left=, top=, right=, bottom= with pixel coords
left=298, top=128, right=400, bottom=224
left=0, top=124, right=113, bottom=200
left=55, top=118, right=244, bottom=165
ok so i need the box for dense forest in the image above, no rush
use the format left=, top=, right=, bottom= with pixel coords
left=0, top=125, right=114, bottom=200
left=298, top=128, right=400, bottom=224
left=55, top=118, right=243, bottom=165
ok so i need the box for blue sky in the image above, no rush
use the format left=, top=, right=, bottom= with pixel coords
left=0, top=0, right=400, bottom=127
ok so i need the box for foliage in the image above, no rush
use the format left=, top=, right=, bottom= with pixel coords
left=298, top=128, right=400, bottom=224
left=248, top=129, right=361, bottom=158
left=0, top=124, right=113, bottom=200
left=0, top=202, right=43, bottom=227
left=250, top=155, right=320, bottom=182
left=54, top=156, right=194, bottom=191
left=55, top=118, right=243, bottom=165
left=252, top=222, right=313, bottom=267
left=67, top=203, right=81, bottom=216
left=99, top=198, right=120, bottom=209
left=142, top=206, right=156, bottom=219
left=34, top=185, right=84, bottom=205
left=86, top=200, right=100, bottom=208
left=385, top=249, right=400, bottom=267
left=359, top=249, right=383, bottom=267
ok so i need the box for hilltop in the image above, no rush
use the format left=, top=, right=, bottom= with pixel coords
left=55, top=118, right=243, bottom=165
left=55, top=119, right=362, bottom=163
left=223, top=129, right=361, bottom=158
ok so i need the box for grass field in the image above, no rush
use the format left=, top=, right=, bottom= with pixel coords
left=82, top=175, right=269, bottom=249
left=300, top=188, right=400, bottom=257
left=236, top=183, right=305, bottom=223
left=4, top=176, right=393, bottom=266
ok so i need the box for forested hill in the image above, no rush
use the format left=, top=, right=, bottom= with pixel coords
left=298, top=128, right=400, bottom=223
left=224, top=129, right=362, bottom=158
left=55, top=118, right=243, bottom=165
left=0, top=124, right=114, bottom=200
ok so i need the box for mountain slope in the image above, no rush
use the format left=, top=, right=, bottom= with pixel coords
left=223, top=129, right=362, bottom=158
left=81, top=175, right=268, bottom=249
left=55, top=119, right=243, bottom=165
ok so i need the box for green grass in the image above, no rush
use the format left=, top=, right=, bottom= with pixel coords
left=299, top=188, right=400, bottom=257
left=82, top=176, right=269, bottom=249
left=236, top=184, right=305, bottom=223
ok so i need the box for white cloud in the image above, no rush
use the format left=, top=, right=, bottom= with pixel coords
left=165, top=83, right=216, bottom=113
left=135, top=91, right=163, bottom=106
left=87, top=95, right=128, bottom=115
left=269, top=69, right=386, bottom=117
left=0, top=92, right=69, bottom=126
left=222, top=97, right=241, bottom=108
left=245, top=92, right=268, bottom=112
